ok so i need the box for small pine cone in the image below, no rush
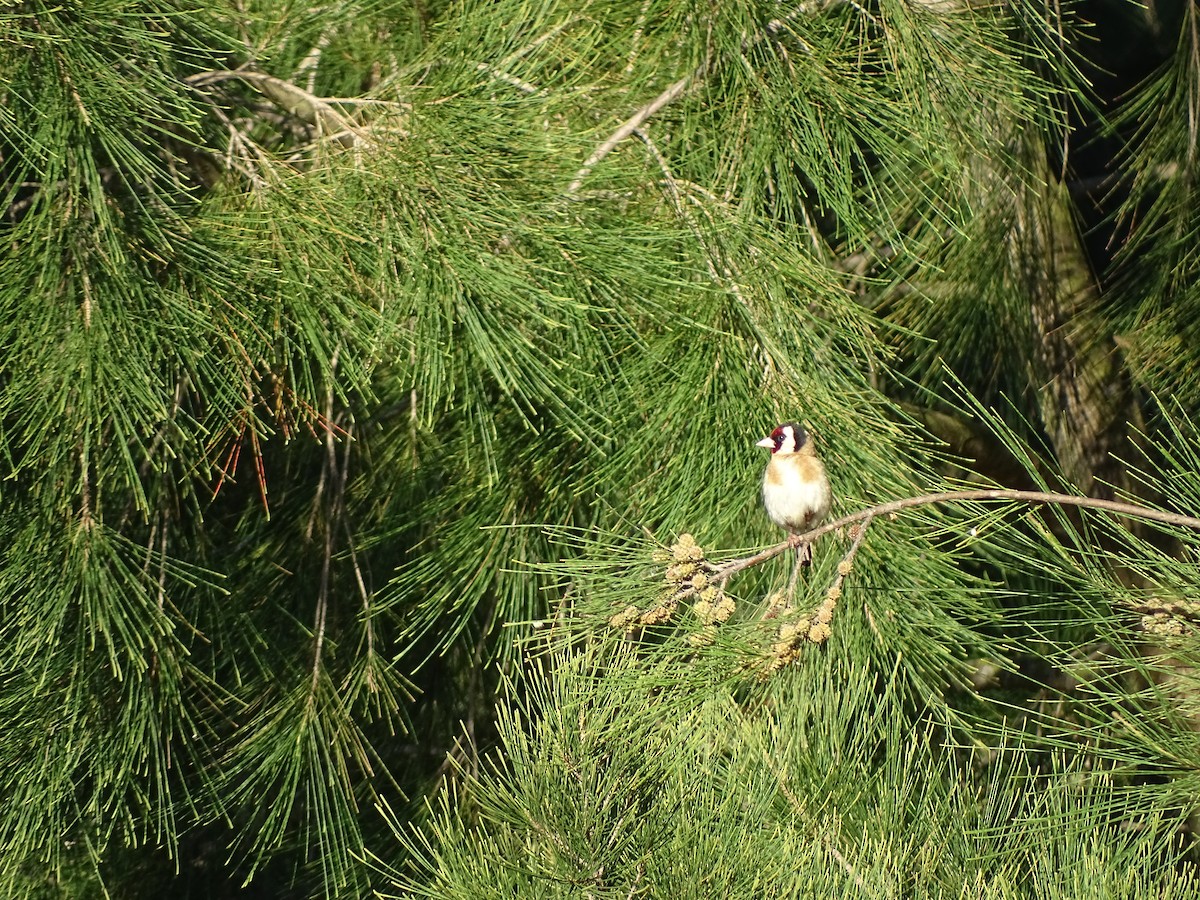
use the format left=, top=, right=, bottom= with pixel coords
left=763, top=591, right=789, bottom=620
left=665, top=562, right=696, bottom=584
left=1142, top=613, right=1187, bottom=637
left=640, top=596, right=679, bottom=625
left=807, top=622, right=832, bottom=644
left=710, top=595, right=729, bottom=624
left=671, top=533, right=705, bottom=563
left=711, top=593, right=735, bottom=623
left=609, top=605, right=641, bottom=630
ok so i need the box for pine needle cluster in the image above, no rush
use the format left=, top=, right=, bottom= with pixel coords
left=4, top=1, right=1200, bottom=897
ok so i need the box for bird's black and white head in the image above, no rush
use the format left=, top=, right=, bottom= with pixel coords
left=756, top=423, right=808, bottom=455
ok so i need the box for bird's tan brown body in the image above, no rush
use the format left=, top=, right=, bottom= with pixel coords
left=762, top=444, right=831, bottom=535
left=757, top=424, right=832, bottom=567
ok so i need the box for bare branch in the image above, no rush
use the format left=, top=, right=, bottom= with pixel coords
left=567, top=72, right=697, bottom=195
left=475, top=62, right=540, bottom=95
left=670, top=489, right=1200, bottom=608
left=498, top=15, right=579, bottom=69
left=190, top=69, right=357, bottom=139
left=806, top=488, right=1200, bottom=546
left=293, top=28, right=333, bottom=93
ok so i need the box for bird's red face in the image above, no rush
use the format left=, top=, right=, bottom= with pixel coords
left=756, top=423, right=807, bottom=455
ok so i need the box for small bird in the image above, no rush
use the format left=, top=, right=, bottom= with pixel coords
left=757, top=423, right=832, bottom=575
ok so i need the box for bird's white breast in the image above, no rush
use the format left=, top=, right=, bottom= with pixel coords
left=762, top=456, right=831, bottom=533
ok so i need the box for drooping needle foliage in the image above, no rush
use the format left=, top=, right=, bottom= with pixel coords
left=3, top=1, right=1200, bottom=897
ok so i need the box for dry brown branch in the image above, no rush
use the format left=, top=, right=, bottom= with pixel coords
left=728, top=489, right=1200, bottom=579
left=188, top=70, right=411, bottom=152
left=648, top=489, right=1200, bottom=622
left=189, top=70, right=355, bottom=135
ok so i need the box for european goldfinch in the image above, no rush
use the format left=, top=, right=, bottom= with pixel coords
left=756, top=423, right=832, bottom=567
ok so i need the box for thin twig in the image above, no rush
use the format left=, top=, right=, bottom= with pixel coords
left=846, top=488, right=1200, bottom=532
left=786, top=548, right=803, bottom=601
left=310, top=353, right=345, bottom=698
left=310, top=431, right=335, bottom=697
left=499, top=15, right=579, bottom=69
left=567, top=72, right=697, bottom=195
left=333, top=416, right=378, bottom=690
left=833, top=515, right=873, bottom=584
left=669, top=489, right=1200, bottom=608
left=625, top=0, right=652, bottom=74
left=157, top=515, right=169, bottom=612
left=623, top=863, right=645, bottom=900
left=475, top=62, right=540, bottom=95
left=79, top=445, right=91, bottom=531
left=634, top=127, right=752, bottom=310
left=807, top=515, right=873, bottom=640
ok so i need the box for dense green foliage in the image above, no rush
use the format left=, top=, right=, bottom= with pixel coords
left=3, top=0, right=1200, bottom=897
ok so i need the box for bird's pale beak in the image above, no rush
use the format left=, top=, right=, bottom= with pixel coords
left=755, top=437, right=775, bottom=449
